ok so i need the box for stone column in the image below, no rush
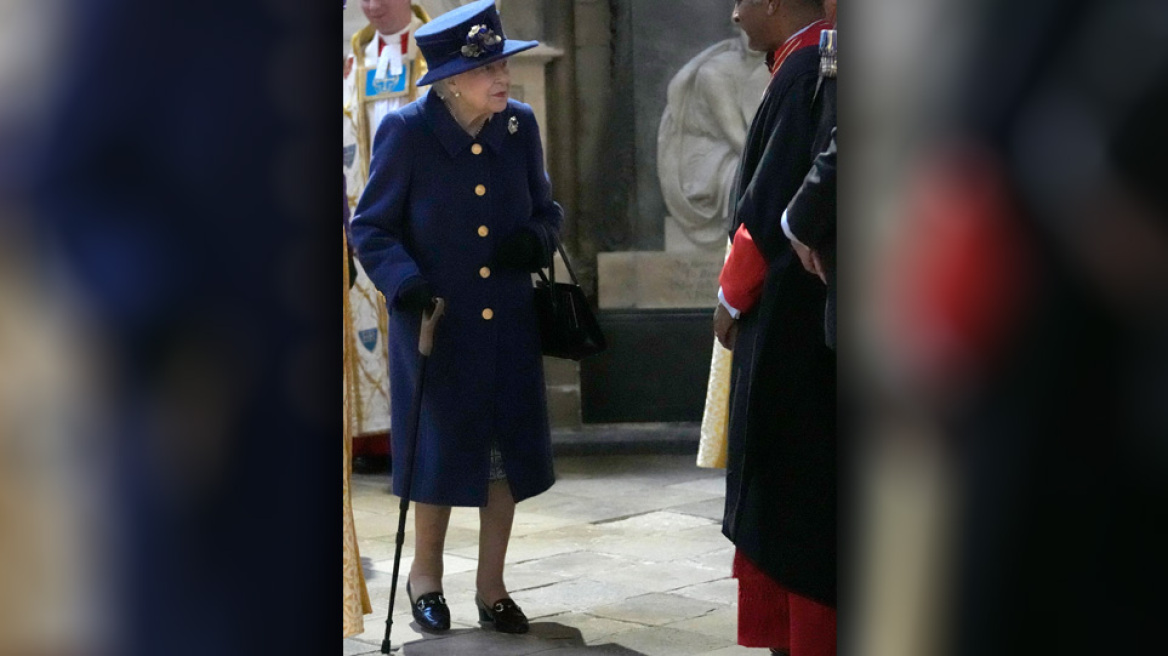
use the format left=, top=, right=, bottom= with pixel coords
left=567, top=0, right=622, bottom=299
left=544, top=0, right=577, bottom=260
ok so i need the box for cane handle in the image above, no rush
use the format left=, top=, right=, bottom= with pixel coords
left=419, top=297, right=445, bottom=356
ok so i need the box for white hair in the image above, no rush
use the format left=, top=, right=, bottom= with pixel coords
left=432, top=77, right=455, bottom=101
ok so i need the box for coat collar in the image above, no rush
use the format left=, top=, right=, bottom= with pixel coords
left=423, top=90, right=511, bottom=158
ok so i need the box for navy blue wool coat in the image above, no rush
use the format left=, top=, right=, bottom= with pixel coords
left=351, top=91, right=563, bottom=507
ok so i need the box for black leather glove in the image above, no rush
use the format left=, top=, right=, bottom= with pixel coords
left=491, top=228, right=546, bottom=271
left=394, top=278, right=435, bottom=312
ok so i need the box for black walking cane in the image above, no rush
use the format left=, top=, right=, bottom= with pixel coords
left=381, top=297, right=445, bottom=654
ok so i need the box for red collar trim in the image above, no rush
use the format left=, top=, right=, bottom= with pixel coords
left=768, top=18, right=832, bottom=76
left=377, top=32, right=409, bottom=56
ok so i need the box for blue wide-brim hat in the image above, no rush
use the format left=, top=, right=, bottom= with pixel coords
left=414, top=0, right=538, bottom=86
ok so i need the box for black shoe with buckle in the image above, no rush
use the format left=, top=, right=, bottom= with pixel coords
left=476, top=595, right=529, bottom=634
left=407, top=580, right=450, bottom=632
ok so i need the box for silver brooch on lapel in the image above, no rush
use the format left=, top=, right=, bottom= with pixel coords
left=508, top=116, right=519, bottom=134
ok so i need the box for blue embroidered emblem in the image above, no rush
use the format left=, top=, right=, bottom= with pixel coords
left=358, top=328, right=379, bottom=352
left=366, top=68, right=407, bottom=97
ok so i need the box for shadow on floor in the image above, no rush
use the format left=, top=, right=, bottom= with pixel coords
left=396, top=622, right=648, bottom=655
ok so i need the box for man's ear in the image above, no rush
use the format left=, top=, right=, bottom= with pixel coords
left=767, top=0, right=779, bottom=17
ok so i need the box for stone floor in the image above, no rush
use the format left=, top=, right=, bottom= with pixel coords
left=344, top=454, right=761, bottom=655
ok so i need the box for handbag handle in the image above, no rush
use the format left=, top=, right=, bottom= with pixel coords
left=537, top=235, right=580, bottom=287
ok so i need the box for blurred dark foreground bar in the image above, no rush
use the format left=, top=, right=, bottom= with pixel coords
left=2, top=1, right=337, bottom=655
left=847, top=0, right=1168, bottom=654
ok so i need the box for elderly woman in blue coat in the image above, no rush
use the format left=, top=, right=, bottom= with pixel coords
left=350, top=0, right=560, bottom=635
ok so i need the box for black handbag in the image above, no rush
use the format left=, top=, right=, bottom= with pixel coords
left=533, top=240, right=607, bottom=360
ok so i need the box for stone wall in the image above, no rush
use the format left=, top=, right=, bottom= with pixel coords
left=542, top=1, right=745, bottom=295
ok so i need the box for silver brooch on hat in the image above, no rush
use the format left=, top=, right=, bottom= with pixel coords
left=508, top=116, right=519, bottom=134
left=461, top=24, right=503, bottom=58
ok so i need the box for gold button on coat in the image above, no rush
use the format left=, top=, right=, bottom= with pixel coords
left=482, top=308, right=494, bottom=320
left=477, top=225, right=489, bottom=237
left=475, top=184, right=486, bottom=196
left=471, top=143, right=483, bottom=155
left=479, top=266, right=491, bottom=279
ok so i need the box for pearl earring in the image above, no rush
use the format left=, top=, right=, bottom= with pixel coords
left=454, top=91, right=461, bottom=98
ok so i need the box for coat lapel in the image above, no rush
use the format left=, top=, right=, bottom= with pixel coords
left=423, top=90, right=512, bottom=158
left=423, top=90, right=473, bottom=157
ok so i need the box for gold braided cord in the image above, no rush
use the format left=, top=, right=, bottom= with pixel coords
left=357, top=360, right=387, bottom=392
left=343, top=227, right=361, bottom=453
left=344, top=307, right=368, bottom=437
left=351, top=23, right=378, bottom=188
left=349, top=23, right=378, bottom=72
left=343, top=227, right=372, bottom=637
left=410, top=3, right=432, bottom=91
left=343, top=234, right=359, bottom=441
left=407, top=3, right=431, bottom=104
left=355, top=284, right=380, bottom=306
